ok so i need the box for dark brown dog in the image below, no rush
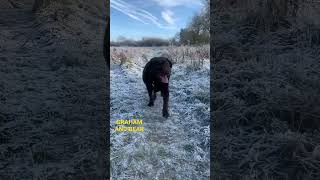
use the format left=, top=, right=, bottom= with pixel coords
left=143, top=57, right=172, bottom=118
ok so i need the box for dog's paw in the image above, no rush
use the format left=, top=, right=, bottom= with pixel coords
left=162, top=110, right=169, bottom=118
left=148, top=102, right=154, bottom=107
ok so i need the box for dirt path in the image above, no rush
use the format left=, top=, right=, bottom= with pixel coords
left=0, top=6, right=107, bottom=179
left=110, top=58, right=210, bottom=179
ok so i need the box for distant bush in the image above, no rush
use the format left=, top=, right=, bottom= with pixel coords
left=110, top=48, right=134, bottom=68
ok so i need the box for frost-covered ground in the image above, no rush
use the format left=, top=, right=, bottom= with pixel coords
left=110, top=47, right=210, bottom=179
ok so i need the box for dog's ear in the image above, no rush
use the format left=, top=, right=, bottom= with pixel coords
left=166, top=58, right=172, bottom=68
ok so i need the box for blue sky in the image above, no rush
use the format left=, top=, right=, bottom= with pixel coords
left=110, top=0, right=204, bottom=41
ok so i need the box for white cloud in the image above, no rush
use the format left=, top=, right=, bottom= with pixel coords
left=161, top=10, right=174, bottom=25
left=152, top=0, right=202, bottom=7
left=110, top=0, right=176, bottom=29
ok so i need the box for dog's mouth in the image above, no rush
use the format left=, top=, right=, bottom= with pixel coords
left=152, top=75, right=169, bottom=92
left=159, top=75, right=168, bottom=83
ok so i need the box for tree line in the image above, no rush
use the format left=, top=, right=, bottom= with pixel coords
left=111, top=37, right=171, bottom=47
left=112, top=0, right=209, bottom=47
left=174, top=0, right=209, bottom=45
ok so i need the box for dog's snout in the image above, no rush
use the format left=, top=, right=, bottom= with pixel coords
left=159, top=75, right=168, bottom=83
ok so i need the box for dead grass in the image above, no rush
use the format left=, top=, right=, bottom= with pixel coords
left=110, top=46, right=210, bottom=71
left=166, top=45, right=210, bottom=70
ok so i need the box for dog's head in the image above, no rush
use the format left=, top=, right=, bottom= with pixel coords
left=153, top=57, right=172, bottom=93
left=159, top=58, right=172, bottom=82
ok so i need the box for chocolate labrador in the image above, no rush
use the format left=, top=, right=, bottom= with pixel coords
left=143, top=57, right=172, bottom=118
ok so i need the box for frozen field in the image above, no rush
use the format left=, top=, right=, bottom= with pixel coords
left=110, top=47, right=210, bottom=179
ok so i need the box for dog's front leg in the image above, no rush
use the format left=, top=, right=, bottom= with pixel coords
left=161, top=84, right=169, bottom=118
left=162, top=94, right=169, bottom=118
left=147, top=84, right=154, bottom=106
left=152, top=91, right=157, bottom=101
